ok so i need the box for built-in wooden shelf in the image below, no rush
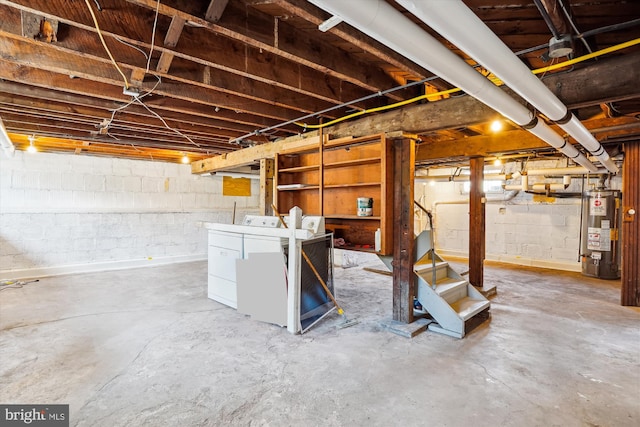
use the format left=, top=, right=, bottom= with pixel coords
left=279, top=165, right=320, bottom=173
left=276, top=185, right=319, bottom=191
left=275, top=133, right=392, bottom=254
left=324, top=182, right=380, bottom=189
left=324, top=157, right=380, bottom=169
left=324, top=215, right=381, bottom=220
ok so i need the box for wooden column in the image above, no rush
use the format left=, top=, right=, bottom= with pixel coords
left=469, top=157, right=486, bottom=289
left=392, top=137, right=415, bottom=323
left=260, top=158, right=274, bottom=216
left=621, top=141, right=640, bottom=306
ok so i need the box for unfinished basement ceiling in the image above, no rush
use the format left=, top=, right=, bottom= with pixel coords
left=0, top=0, right=639, bottom=163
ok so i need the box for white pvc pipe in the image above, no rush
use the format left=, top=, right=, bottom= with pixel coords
left=415, top=173, right=508, bottom=182
left=0, top=117, right=15, bottom=158
left=308, top=0, right=598, bottom=172
left=525, top=167, right=607, bottom=176
left=397, top=0, right=618, bottom=174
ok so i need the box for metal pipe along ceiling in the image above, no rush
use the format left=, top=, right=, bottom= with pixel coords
left=307, top=0, right=598, bottom=172
left=396, top=0, right=618, bottom=174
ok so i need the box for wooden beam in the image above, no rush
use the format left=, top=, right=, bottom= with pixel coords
left=248, top=0, right=437, bottom=85
left=0, top=65, right=296, bottom=133
left=468, top=157, right=485, bottom=289
left=325, top=52, right=640, bottom=139
left=156, top=15, right=186, bottom=74
left=192, top=135, right=322, bottom=173
left=0, top=33, right=317, bottom=123
left=392, top=137, right=415, bottom=323
left=259, top=158, right=274, bottom=216
left=118, top=0, right=403, bottom=97
left=621, top=140, right=640, bottom=306
left=0, top=1, right=383, bottom=109
left=205, top=0, right=229, bottom=22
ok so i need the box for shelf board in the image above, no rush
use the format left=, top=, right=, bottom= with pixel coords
left=324, top=157, right=380, bottom=169
left=325, top=215, right=381, bottom=220
left=278, top=164, right=320, bottom=173
left=324, top=133, right=384, bottom=149
left=276, top=185, right=319, bottom=191
left=324, top=182, right=381, bottom=189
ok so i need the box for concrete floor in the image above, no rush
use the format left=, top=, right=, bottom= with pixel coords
left=1, top=254, right=638, bottom=427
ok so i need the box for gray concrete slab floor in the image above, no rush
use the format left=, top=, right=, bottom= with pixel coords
left=1, top=254, right=638, bottom=426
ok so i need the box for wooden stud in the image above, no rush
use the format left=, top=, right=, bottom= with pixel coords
left=621, top=141, right=640, bottom=306
left=156, top=15, right=185, bottom=74
left=469, top=157, right=486, bottom=289
left=205, top=0, right=230, bottom=23
left=392, top=137, right=415, bottom=323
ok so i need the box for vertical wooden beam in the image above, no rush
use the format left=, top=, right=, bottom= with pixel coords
left=205, top=0, right=230, bottom=22
left=621, top=140, right=640, bottom=306
left=260, top=158, right=274, bottom=216
left=469, top=157, right=486, bottom=289
left=392, top=137, right=415, bottom=323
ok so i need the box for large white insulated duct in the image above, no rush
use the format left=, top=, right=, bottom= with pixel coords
left=396, top=0, right=618, bottom=173
left=0, top=117, right=15, bottom=158
left=308, top=0, right=597, bottom=172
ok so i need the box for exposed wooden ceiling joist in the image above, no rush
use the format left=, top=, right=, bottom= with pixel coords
left=0, top=0, right=637, bottom=163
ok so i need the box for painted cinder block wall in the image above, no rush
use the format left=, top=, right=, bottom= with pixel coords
left=0, top=151, right=260, bottom=278
left=415, top=160, right=622, bottom=272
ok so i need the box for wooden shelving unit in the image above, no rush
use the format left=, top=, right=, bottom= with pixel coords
left=275, top=133, right=393, bottom=255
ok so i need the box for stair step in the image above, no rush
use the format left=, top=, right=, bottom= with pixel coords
left=450, top=296, right=491, bottom=321
left=434, top=278, right=468, bottom=300
left=414, top=260, right=448, bottom=273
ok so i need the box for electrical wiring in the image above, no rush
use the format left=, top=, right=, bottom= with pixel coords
left=0, top=279, right=39, bottom=292
left=102, top=75, right=162, bottom=133
left=115, top=36, right=150, bottom=60
left=295, top=37, right=640, bottom=130
left=84, top=0, right=131, bottom=89
left=296, top=87, right=461, bottom=129
left=134, top=98, right=201, bottom=147
left=146, top=0, right=161, bottom=74
left=533, top=38, right=640, bottom=74
left=91, top=0, right=196, bottom=153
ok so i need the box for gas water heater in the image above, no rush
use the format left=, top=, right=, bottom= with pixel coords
left=581, top=189, right=622, bottom=279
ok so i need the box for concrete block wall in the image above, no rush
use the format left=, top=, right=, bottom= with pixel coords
left=0, top=151, right=260, bottom=278
left=416, top=160, right=622, bottom=272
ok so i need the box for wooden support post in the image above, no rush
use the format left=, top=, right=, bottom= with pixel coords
left=392, top=137, right=415, bottom=323
left=260, top=158, right=274, bottom=216
left=469, top=157, right=486, bottom=289
left=621, top=141, right=639, bottom=306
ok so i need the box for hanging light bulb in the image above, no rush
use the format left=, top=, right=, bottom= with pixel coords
left=27, top=135, right=37, bottom=153
left=181, top=154, right=189, bottom=164
left=493, top=158, right=503, bottom=166
left=490, top=120, right=503, bottom=132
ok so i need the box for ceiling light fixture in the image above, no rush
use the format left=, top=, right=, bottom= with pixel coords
left=490, top=120, right=503, bottom=132
left=181, top=155, right=190, bottom=164
left=27, top=135, right=37, bottom=154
